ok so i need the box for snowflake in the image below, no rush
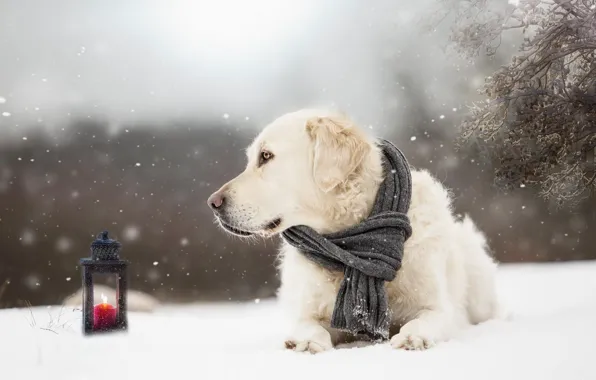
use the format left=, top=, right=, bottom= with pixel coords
left=20, top=229, right=36, bottom=245
left=0, top=96, right=6, bottom=104
left=147, top=268, right=160, bottom=281
left=2, top=112, right=11, bottom=117
left=24, top=275, right=40, bottom=290
left=410, top=136, right=416, bottom=141
left=55, top=236, right=72, bottom=253
left=123, top=225, right=140, bottom=241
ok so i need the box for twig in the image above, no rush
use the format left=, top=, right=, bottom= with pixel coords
left=39, top=327, right=58, bottom=335
left=0, top=278, right=9, bottom=303
left=25, top=300, right=37, bottom=327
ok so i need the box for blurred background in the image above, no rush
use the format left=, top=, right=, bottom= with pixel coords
left=0, top=0, right=594, bottom=309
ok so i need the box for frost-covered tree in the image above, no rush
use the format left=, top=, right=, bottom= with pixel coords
left=437, top=0, right=596, bottom=207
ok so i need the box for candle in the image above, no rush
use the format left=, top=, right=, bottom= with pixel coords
left=93, top=293, right=117, bottom=330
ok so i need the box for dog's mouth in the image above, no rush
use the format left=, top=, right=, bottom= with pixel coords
left=217, top=219, right=255, bottom=237
left=216, top=217, right=283, bottom=237
left=264, top=217, right=282, bottom=231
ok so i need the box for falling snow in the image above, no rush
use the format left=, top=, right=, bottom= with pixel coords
left=20, top=229, right=36, bottom=245
left=123, top=225, right=140, bottom=241
left=23, top=274, right=40, bottom=290
left=0, top=1, right=592, bottom=337
left=55, top=236, right=72, bottom=253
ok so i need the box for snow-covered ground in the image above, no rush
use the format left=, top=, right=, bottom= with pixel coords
left=1, top=261, right=595, bottom=380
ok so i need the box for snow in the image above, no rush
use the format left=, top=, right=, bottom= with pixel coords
left=1, top=262, right=595, bottom=380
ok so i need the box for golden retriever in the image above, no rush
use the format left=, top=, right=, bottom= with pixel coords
left=208, top=108, right=502, bottom=352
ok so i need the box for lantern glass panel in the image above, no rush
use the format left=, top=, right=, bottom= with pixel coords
left=92, top=273, right=123, bottom=310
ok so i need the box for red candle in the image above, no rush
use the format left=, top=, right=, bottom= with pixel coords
left=93, top=294, right=117, bottom=330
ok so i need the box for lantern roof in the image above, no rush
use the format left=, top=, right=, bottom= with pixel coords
left=90, top=230, right=122, bottom=260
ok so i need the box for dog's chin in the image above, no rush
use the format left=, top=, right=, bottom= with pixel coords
left=216, top=217, right=283, bottom=238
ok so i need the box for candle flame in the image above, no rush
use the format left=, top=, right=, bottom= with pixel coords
left=101, top=293, right=108, bottom=304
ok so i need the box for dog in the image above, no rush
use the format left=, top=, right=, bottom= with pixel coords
left=207, top=108, right=501, bottom=352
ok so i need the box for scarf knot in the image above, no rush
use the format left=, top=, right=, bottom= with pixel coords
left=281, top=139, right=412, bottom=340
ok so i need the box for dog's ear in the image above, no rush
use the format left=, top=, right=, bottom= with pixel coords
left=306, top=116, right=371, bottom=193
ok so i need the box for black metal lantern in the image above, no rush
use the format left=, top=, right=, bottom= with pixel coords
left=80, top=230, right=129, bottom=335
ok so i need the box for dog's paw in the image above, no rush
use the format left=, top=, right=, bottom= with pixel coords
left=284, top=338, right=332, bottom=354
left=390, top=333, right=435, bottom=351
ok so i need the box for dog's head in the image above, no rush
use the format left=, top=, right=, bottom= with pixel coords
left=207, top=109, right=380, bottom=237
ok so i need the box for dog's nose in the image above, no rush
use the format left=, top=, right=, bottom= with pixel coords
left=208, top=191, right=225, bottom=211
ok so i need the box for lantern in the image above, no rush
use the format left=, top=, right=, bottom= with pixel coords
left=80, top=230, right=129, bottom=335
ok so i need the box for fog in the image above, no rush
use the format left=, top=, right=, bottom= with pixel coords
left=4, top=0, right=591, bottom=310
left=0, top=0, right=492, bottom=139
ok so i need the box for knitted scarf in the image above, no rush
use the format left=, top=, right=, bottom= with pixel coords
left=281, top=139, right=412, bottom=340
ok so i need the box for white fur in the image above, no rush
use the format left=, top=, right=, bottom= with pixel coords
left=209, top=108, right=501, bottom=353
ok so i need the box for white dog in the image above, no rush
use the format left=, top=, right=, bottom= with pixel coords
left=208, top=108, right=501, bottom=353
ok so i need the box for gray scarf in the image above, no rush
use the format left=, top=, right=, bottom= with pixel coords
left=281, top=139, right=412, bottom=341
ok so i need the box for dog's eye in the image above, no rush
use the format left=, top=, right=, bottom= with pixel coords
left=259, top=150, right=273, bottom=167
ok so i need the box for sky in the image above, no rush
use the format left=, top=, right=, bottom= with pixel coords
left=0, top=0, right=500, bottom=140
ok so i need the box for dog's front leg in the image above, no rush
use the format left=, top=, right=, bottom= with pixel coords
left=284, top=319, right=333, bottom=354
left=390, top=309, right=459, bottom=350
